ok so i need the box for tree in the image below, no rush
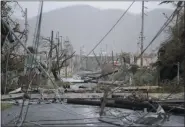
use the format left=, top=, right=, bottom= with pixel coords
left=40, top=36, right=75, bottom=80
left=158, top=3, right=184, bottom=65
left=1, top=1, right=14, bottom=47
left=129, top=64, right=139, bottom=75
left=157, top=2, right=185, bottom=82
left=1, top=1, right=27, bottom=94
left=51, top=51, right=75, bottom=80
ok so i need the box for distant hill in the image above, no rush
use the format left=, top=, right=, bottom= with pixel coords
left=19, top=5, right=173, bottom=54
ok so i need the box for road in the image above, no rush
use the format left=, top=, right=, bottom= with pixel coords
left=1, top=103, right=184, bottom=127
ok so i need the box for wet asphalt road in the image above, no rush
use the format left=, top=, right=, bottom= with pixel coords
left=1, top=103, right=184, bottom=127
left=2, top=103, right=116, bottom=127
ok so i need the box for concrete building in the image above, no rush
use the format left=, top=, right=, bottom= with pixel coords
left=133, top=53, right=157, bottom=67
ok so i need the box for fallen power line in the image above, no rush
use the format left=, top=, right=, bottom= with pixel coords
left=99, top=5, right=183, bottom=125
left=82, top=1, right=135, bottom=61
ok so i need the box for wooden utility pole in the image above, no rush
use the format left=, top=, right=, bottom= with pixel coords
left=57, top=32, right=60, bottom=56
left=24, top=8, right=28, bottom=54
left=48, top=31, right=53, bottom=74
left=55, top=32, right=60, bottom=75
left=86, top=56, right=88, bottom=70
left=80, top=48, right=82, bottom=70
left=140, top=1, right=144, bottom=67
left=105, top=44, right=108, bottom=62
left=100, top=48, right=103, bottom=63
left=65, top=54, right=67, bottom=78
left=60, top=36, right=63, bottom=53
left=112, top=50, right=114, bottom=66
left=80, top=46, right=84, bottom=70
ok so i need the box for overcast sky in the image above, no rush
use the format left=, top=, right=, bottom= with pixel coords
left=15, top=1, right=174, bottom=18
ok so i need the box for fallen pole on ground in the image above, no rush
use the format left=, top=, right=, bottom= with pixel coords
left=67, top=98, right=184, bottom=115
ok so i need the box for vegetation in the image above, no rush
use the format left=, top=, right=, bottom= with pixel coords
left=129, top=64, right=139, bottom=75
left=148, top=85, right=184, bottom=93
left=1, top=1, right=27, bottom=94
left=157, top=2, right=185, bottom=83
left=132, top=68, right=155, bottom=86
left=40, top=36, right=75, bottom=81
left=1, top=103, right=12, bottom=111
left=158, top=14, right=184, bottom=65
left=1, top=2, right=75, bottom=94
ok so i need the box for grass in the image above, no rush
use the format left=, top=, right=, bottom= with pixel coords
left=1, top=103, right=12, bottom=111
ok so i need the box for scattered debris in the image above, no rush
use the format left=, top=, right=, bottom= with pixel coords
left=135, top=104, right=169, bottom=126
left=9, top=87, right=22, bottom=94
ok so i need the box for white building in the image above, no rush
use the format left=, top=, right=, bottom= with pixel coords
left=134, top=53, right=157, bottom=67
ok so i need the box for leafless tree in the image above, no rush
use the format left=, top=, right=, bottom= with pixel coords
left=40, top=36, right=75, bottom=80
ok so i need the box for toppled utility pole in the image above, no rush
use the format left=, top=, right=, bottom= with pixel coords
left=105, top=44, right=108, bottom=63
left=24, top=8, right=28, bottom=54
left=86, top=56, right=88, bottom=70
left=24, top=8, right=28, bottom=75
left=80, top=46, right=84, bottom=70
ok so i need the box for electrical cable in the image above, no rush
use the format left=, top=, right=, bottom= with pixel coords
left=18, top=73, right=37, bottom=127
left=136, top=5, right=183, bottom=60
left=15, top=73, right=37, bottom=127
left=103, top=6, right=183, bottom=123
left=119, top=5, right=183, bottom=99
left=1, top=16, right=64, bottom=127
left=3, top=1, right=183, bottom=126
left=107, top=109, right=133, bottom=124
left=127, top=81, right=184, bottom=127
left=19, top=2, right=44, bottom=127
left=105, top=81, right=182, bottom=127
left=14, top=1, right=44, bottom=127
left=82, top=1, right=135, bottom=61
